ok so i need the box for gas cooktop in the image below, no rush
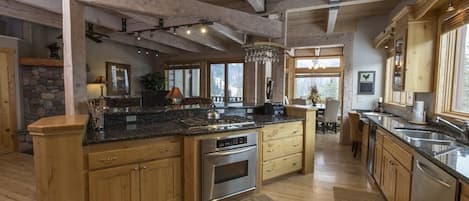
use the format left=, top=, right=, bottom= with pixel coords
left=178, top=116, right=256, bottom=131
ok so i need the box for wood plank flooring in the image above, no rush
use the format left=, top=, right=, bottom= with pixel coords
left=261, top=134, right=382, bottom=201
left=0, top=152, right=36, bottom=201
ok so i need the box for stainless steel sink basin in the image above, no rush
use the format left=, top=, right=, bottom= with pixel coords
left=394, top=128, right=455, bottom=142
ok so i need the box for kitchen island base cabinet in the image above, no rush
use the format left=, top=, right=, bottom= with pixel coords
left=89, top=157, right=181, bottom=201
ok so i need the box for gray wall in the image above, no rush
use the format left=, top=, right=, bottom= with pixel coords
left=86, top=39, right=158, bottom=98
left=352, top=16, right=388, bottom=110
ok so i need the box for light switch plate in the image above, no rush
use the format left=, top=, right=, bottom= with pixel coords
left=406, top=92, right=414, bottom=106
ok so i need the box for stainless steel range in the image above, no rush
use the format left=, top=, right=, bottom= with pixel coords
left=201, top=132, right=258, bottom=201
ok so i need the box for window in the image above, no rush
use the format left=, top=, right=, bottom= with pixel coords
left=294, top=76, right=340, bottom=102
left=453, top=25, right=469, bottom=113
left=165, top=66, right=200, bottom=98
left=295, top=57, right=341, bottom=69
left=210, top=63, right=244, bottom=103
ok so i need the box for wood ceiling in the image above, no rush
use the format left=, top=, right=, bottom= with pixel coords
left=1, top=0, right=405, bottom=56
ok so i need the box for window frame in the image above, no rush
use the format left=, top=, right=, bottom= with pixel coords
left=165, top=64, right=201, bottom=98
left=435, top=24, right=469, bottom=119
left=294, top=56, right=342, bottom=69
left=208, top=61, right=245, bottom=103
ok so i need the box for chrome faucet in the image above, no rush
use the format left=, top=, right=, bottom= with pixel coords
left=435, top=116, right=469, bottom=140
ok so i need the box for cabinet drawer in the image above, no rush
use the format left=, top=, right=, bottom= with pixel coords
left=263, top=153, right=302, bottom=181
left=383, top=136, right=412, bottom=171
left=263, top=136, right=303, bottom=161
left=88, top=141, right=180, bottom=170
left=262, top=121, right=303, bottom=141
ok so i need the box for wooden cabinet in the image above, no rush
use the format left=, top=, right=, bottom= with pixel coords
left=86, top=137, right=182, bottom=201
left=89, top=164, right=140, bottom=201
left=374, top=128, right=412, bottom=201
left=260, top=121, right=304, bottom=181
left=460, top=181, right=469, bottom=201
left=89, top=158, right=181, bottom=201
left=392, top=10, right=436, bottom=93
left=140, top=158, right=181, bottom=201
left=373, top=129, right=385, bottom=185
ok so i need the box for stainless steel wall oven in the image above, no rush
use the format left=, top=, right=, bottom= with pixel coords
left=201, top=132, right=258, bottom=201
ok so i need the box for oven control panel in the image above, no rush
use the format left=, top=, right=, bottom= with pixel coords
left=217, top=136, right=248, bottom=148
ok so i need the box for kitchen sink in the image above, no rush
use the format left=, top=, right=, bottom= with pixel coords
left=394, top=128, right=455, bottom=142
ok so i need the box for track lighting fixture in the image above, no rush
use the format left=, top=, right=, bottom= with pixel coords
left=155, top=51, right=159, bottom=57
left=200, top=27, right=207, bottom=34
left=145, top=51, right=150, bottom=55
left=186, top=29, right=191, bottom=35
left=137, top=48, right=142, bottom=54
left=447, top=0, right=455, bottom=12
left=134, top=32, right=141, bottom=40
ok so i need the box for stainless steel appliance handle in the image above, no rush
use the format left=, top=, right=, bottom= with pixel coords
left=206, top=146, right=256, bottom=157
left=416, top=160, right=451, bottom=188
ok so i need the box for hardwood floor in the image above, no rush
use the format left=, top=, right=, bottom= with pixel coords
left=261, top=134, right=382, bottom=201
left=0, top=152, right=36, bottom=201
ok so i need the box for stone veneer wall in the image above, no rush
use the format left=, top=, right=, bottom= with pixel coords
left=21, top=66, right=65, bottom=125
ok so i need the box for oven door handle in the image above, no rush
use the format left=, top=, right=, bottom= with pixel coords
left=206, top=146, right=256, bottom=157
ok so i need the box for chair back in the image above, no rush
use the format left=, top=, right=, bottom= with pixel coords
left=348, top=111, right=362, bottom=141
left=324, top=99, right=340, bottom=122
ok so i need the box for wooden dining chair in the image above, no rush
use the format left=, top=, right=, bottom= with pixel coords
left=348, top=111, right=362, bottom=159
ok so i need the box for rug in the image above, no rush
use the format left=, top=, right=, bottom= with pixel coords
left=333, top=186, right=386, bottom=201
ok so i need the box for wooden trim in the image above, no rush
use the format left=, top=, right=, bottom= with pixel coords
left=27, top=115, right=89, bottom=135
left=19, top=57, right=63, bottom=67
left=0, top=48, right=17, bottom=152
left=295, top=68, right=343, bottom=74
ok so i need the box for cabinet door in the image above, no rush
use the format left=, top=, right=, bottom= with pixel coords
left=382, top=150, right=396, bottom=201
left=395, top=162, right=411, bottom=201
left=140, top=158, right=181, bottom=201
left=373, top=142, right=383, bottom=185
left=89, top=164, right=140, bottom=201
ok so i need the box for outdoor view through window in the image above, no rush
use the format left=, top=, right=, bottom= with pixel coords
left=453, top=24, right=469, bottom=113
left=295, top=77, right=340, bottom=102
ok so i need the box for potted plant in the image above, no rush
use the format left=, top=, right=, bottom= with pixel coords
left=140, top=72, right=166, bottom=91
left=140, top=72, right=169, bottom=106
left=308, top=85, right=320, bottom=106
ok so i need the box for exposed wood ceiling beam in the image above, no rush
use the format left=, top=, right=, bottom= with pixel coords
left=1, top=0, right=180, bottom=53
left=77, top=0, right=283, bottom=38
left=13, top=0, right=121, bottom=30
left=327, top=7, right=338, bottom=33
left=247, top=0, right=265, bottom=13
left=210, top=22, right=246, bottom=45
left=0, top=0, right=61, bottom=28
left=139, top=31, right=208, bottom=53
left=327, top=0, right=340, bottom=33
left=126, top=17, right=245, bottom=45
left=108, top=33, right=183, bottom=54
left=271, top=0, right=384, bottom=13
left=121, top=12, right=227, bottom=51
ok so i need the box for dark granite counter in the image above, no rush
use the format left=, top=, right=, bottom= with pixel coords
left=84, top=114, right=304, bottom=145
left=105, top=103, right=258, bottom=115
left=368, top=116, right=469, bottom=184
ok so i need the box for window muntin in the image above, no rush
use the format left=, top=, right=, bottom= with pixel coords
left=165, top=67, right=200, bottom=98
left=210, top=63, right=244, bottom=103
left=295, top=57, right=341, bottom=69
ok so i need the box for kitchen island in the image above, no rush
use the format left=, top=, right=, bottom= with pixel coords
left=27, top=105, right=317, bottom=201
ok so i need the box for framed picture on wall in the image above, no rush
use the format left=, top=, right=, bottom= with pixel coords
left=106, top=62, right=131, bottom=96
left=357, top=71, right=375, bottom=95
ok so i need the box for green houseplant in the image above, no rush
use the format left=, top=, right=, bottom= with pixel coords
left=140, top=72, right=166, bottom=91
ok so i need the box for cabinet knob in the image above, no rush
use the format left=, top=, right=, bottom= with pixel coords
left=293, top=144, right=300, bottom=147
left=141, top=166, right=147, bottom=170
left=292, top=162, right=297, bottom=166
left=5, top=128, right=10, bottom=132
left=132, top=167, right=139, bottom=171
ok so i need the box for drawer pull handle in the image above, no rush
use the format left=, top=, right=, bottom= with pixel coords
left=266, top=169, right=273, bottom=172
left=293, top=144, right=300, bottom=147
left=160, top=149, right=169, bottom=153
left=292, top=162, right=297, bottom=166
left=99, top=157, right=118, bottom=163
left=267, top=149, right=274, bottom=153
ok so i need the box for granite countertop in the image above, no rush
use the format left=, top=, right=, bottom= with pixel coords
left=84, top=114, right=304, bottom=145
left=105, top=103, right=258, bottom=115
left=368, top=116, right=469, bottom=184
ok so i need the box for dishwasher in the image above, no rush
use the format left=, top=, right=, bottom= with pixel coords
left=411, top=154, right=458, bottom=201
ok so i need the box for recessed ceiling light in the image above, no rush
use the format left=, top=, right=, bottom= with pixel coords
left=186, top=29, right=191, bottom=35
left=384, top=46, right=389, bottom=49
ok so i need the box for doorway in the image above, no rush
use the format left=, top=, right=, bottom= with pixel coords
left=0, top=48, right=17, bottom=153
